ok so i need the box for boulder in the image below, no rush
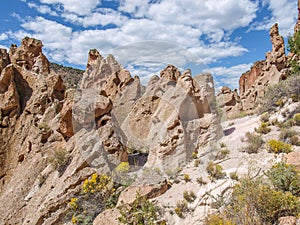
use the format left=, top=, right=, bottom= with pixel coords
left=93, top=208, right=121, bottom=225
left=116, top=171, right=168, bottom=207
left=285, top=151, right=300, bottom=171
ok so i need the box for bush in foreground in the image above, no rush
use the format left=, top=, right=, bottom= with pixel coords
left=205, top=161, right=300, bottom=225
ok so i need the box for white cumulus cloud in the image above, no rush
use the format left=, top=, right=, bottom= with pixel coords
left=39, top=0, right=101, bottom=15
left=251, top=0, right=297, bottom=36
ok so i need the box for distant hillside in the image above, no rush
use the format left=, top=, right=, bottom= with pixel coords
left=50, top=62, right=84, bottom=89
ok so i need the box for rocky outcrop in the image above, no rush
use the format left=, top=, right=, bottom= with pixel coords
left=0, top=38, right=126, bottom=225
left=0, top=49, right=10, bottom=74
left=160, top=64, right=181, bottom=82
left=239, top=61, right=264, bottom=96
left=216, top=86, right=242, bottom=118
left=9, top=36, right=50, bottom=74
left=0, top=36, right=222, bottom=225
left=265, top=23, right=286, bottom=71
left=218, top=22, right=288, bottom=115
left=121, top=68, right=222, bottom=171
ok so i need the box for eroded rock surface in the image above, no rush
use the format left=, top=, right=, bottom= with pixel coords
left=217, top=23, right=288, bottom=116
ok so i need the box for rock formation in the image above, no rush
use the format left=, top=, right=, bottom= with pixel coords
left=0, top=35, right=222, bottom=224
left=0, top=37, right=127, bottom=225
left=218, top=22, right=288, bottom=116
left=239, top=61, right=264, bottom=96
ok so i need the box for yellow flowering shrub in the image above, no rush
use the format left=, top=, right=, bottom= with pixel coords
left=268, top=139, right=293, bottom=154
left=68, top=173, right=119, bottom=224
left=82, top=173, right=113, bottom=194
left=68, top=197, right=78, bottom=211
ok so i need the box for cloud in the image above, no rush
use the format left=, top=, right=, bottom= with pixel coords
left=0, top=34, right=8, bottom=41
left=27, top=2, right=58, bottom=16
left=118, top=0, right=150, bottom=17
left=61, top=9, right=128, bottom=27
left=39, top=0, right=101, bottom=15
left=1, top=0, right=261, bottom=86
left=8, top=17, right=72, bottom=62
left=251, top=0, right=297, bottom=36
left=204, top=63, right=252, bottom=89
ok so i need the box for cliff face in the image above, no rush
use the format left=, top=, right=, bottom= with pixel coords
left=0, top=37, right=221, bottom=224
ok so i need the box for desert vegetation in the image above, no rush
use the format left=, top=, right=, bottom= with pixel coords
left=205, top=163, right=300, bottom=225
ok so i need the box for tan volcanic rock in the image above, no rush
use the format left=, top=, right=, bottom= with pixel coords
left=0, top=38, right=126, bottom=225
left=0, top=49, right=10, bottom=74
left=0, top=38, right=223, bottom=225
left=80, top=49, right=121, bottom=90
left=0, top=65, right=20, bottom=122
left=80, top=49, right=143, bottom=125
left=265, top=23, right=286, bottom=71
left=220, top=23, right=288, bottom=115
left=160, top=64, right=181, bottom=82
left=216, top=86, right=242, bottom=118
left=121, top=66, right=222, bottom=171
left=9, top=36, right=50, bottom=74
left=239, top=61, right=264, bottom=96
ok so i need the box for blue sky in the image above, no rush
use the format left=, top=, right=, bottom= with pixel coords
left=0, top=0, right=298, bottom=89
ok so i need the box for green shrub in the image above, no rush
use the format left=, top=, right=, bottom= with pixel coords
left=206, top=162, right=226, bottom=181
left=194, top=159, right=201, bottom=167
left=275, top=98, right=284, bottom=107
left=220, top=142, right=226, bottom=148
left=38, top=122, right=51, bottom=131
left=226, top=178, right=300, bottom=224
left=255, top=122, right=271, bottom=134
left=183, top=174, right=191, bottom=182
left=112, top=162, right=134, bottom=186
left=215, top=149, right=230, bottom=160
left=260, top=73, right=300, bottom=113
left=289, top=135, right=300, bottom=146
left=243, top=132, right=264, bottom=154
left=291, top=94, right=299, bottom=102
left=174, top=200, right=189, bottom=218
left=196, top=177, right=207, bottom=186
left=205, top=164, right=300, bottom=225
left=288, top=31, right=300, bottom=75
left=49, top=148, right=70, bottom=174
left=279, top=128, right=297, bottom=141
left=268, top=139, right=293, bottom=154
left=294, top=113, right=300, bottom=125
left=260, top=112, right=270, bottom=123
left=191, top=151, right=198, bottom=159
left=183, top=190, right=196, bottom=203
left=118, top=193, right=159, bottom=225
left=267, top=162, right=300, bottom=196
left=229, top=172, right=239, bottom=181
left=278, top=118, right=296, bottom=129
